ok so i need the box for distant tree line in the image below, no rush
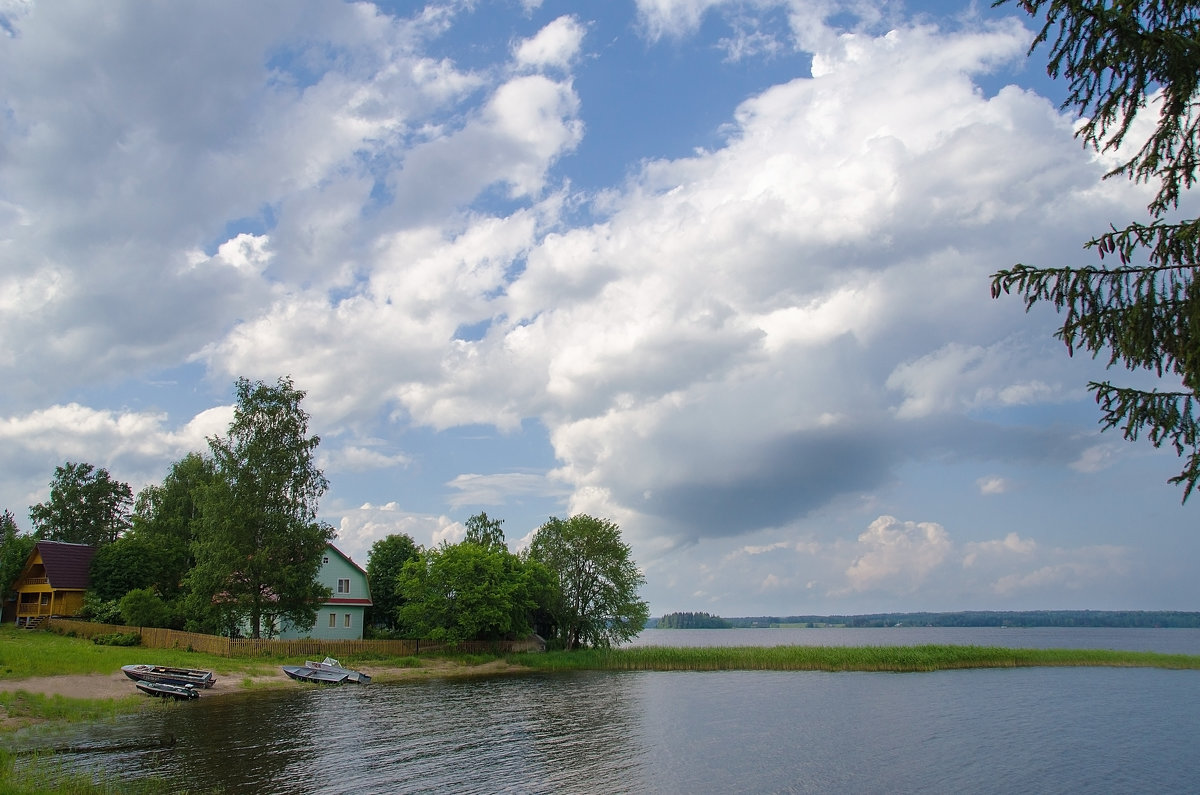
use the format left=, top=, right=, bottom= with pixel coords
left=721, top=611, right=1200, bottom=629
left=657, top=611, right=733, bottom=629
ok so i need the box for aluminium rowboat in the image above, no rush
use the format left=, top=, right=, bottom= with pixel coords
left=122, top=664, right=216, bottom=689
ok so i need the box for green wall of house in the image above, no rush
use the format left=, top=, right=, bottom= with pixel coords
left=277, top=545, right=372, bottom=640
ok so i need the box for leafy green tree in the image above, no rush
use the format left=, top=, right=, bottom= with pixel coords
left=88, top=535, right=157, bottom=602
left=185, top=376, right=334, bottom=638
left=397, top=539, right=541, bottom=643
left=119, top=587, right=173, bottom=628
left=526, top=514, right=649, bottom=650
left=991, top=0, right=1200, bottom=500
left=365, top=533, right=421, bottom=631
left=29, top=462, right=133, bottom=545
left=129, top=452, right=216, bottom=599
left=463, top=511, right=507, bottom=552
left=1, top=510, right=36, bottom=605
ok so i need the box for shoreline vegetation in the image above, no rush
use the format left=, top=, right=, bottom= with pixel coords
left=652, top=609, right=1200, bottom=629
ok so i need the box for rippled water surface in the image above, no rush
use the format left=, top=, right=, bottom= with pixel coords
left=38, top=629, right=1200, bottom=793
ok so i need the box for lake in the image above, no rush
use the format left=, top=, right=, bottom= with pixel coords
left=31, top=628, right=1200, bottom=793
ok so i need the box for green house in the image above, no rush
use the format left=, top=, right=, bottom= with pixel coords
left=277, top=543, right=373, bottom=640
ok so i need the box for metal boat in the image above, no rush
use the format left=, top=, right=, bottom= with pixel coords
left=135, top=680, right=200, bottom=700
left=122, top=664, right=216, bottom=689
left=304, top=657, right=372, bottom=684
left=282, top=664, right=349, bottom=684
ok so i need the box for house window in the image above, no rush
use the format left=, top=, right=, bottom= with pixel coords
left=337, top=578, right=351, bottom=594
left=328, top=612, right=336, bottom=628
left=344, top=614, right=351, bottom=628
left=323, top=556, right=329, bottom=564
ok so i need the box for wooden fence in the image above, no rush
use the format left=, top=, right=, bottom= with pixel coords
left=44, top=618, right=542, bottom=657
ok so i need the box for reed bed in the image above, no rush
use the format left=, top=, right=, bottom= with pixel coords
left=511, top=644, right=1200, bottom=673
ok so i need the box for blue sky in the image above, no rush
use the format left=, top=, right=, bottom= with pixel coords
left=2, top=0, right=1197, bottom=617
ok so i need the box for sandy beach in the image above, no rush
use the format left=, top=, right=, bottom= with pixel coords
left=0, top=670, right=278, bottom=700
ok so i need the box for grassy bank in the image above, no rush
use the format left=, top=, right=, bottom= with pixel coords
left=509, top=644, right=1200, bottom=673
left=0, top=625, right=278, bottom=680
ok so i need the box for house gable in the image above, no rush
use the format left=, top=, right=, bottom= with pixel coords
left=275, top=542, right=372, bottom=640
left=318, top=543, right=372, bottom=608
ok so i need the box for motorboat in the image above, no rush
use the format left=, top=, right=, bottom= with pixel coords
left=304, top=657, right=371, bottom=684
left=282, top=664, right=349, bottom=684
left=135, top=680, right=200, bottom=700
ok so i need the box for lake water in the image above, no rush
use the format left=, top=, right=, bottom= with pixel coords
left=29, top=629, right=1200, bottom=793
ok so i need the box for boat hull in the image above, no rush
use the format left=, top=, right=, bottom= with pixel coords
left=304, top=658, right=371, bottom=684
left=135, top=680, right=200, bottom=700
left=282, top=665, right=348, bottom=684
left=122, top=664, right=215, bottom=689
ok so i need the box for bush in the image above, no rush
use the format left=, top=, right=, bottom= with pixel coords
left=79, top=593, right=123, bottom=624
left=91, top=632, right=141, bottom=647
left=118, top=588, right=172, bottom=628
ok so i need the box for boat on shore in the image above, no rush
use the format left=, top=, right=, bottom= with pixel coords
left=304, top=657, right=372, bottom=684
left=282, top=664, right=349, bottom=684
left=135, top=680, right=200, bottom=700
left=122, top=664, right=216, bottom=689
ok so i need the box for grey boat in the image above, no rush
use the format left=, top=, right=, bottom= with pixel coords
left=282, top=664, right=349, bottom=684
left=135, top=680, right=200, bottom=700
left=122, top=664, right=216, bottom=689
left=303, top=657, right=372, bottom=684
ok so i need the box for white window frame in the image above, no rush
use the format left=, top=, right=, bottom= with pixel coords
left=328, top=612, right=336, bottom=628
left=344, top=613, right=351, bottom=628
left=337, top=578, right=351, bottom=594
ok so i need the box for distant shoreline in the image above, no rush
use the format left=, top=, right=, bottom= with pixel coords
left=650, top=610, right=1200, bottom=629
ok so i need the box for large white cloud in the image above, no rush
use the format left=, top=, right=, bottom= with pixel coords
left=1, top=2, right=1191, bottom=614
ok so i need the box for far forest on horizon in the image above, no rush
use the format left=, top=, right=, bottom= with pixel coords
left=650, top=610, right=1200, bottom=629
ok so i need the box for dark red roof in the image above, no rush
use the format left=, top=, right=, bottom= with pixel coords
left=36, top=541, right=96, bottom=589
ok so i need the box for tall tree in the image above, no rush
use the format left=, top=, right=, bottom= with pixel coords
left=88, top=535, right=157, bottom=602
left=365, top=532, right=421, bottom=631
left=526, top=514, right=649, bottom=650
left=130, top=452, right=216, bottom=599
left=463, top=511, right=507, bottom=552
left=185, top=376, right=334, bottom=638
left=991, top=0, right=1200, bottom=499
left=29, top=462, right=133, bottom=545
left=396, top=540, right=542, bottom=643
left=1, top=510, right=36, bottom=605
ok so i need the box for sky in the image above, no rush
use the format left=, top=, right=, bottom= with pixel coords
left=2, top=0, right=1197, bottom=618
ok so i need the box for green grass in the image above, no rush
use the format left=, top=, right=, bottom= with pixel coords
left=508, top=644, right=1200, bottom=673
left=0, top=626, right=276, bottom=680
left=0, top=690, right=139, bottom=731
